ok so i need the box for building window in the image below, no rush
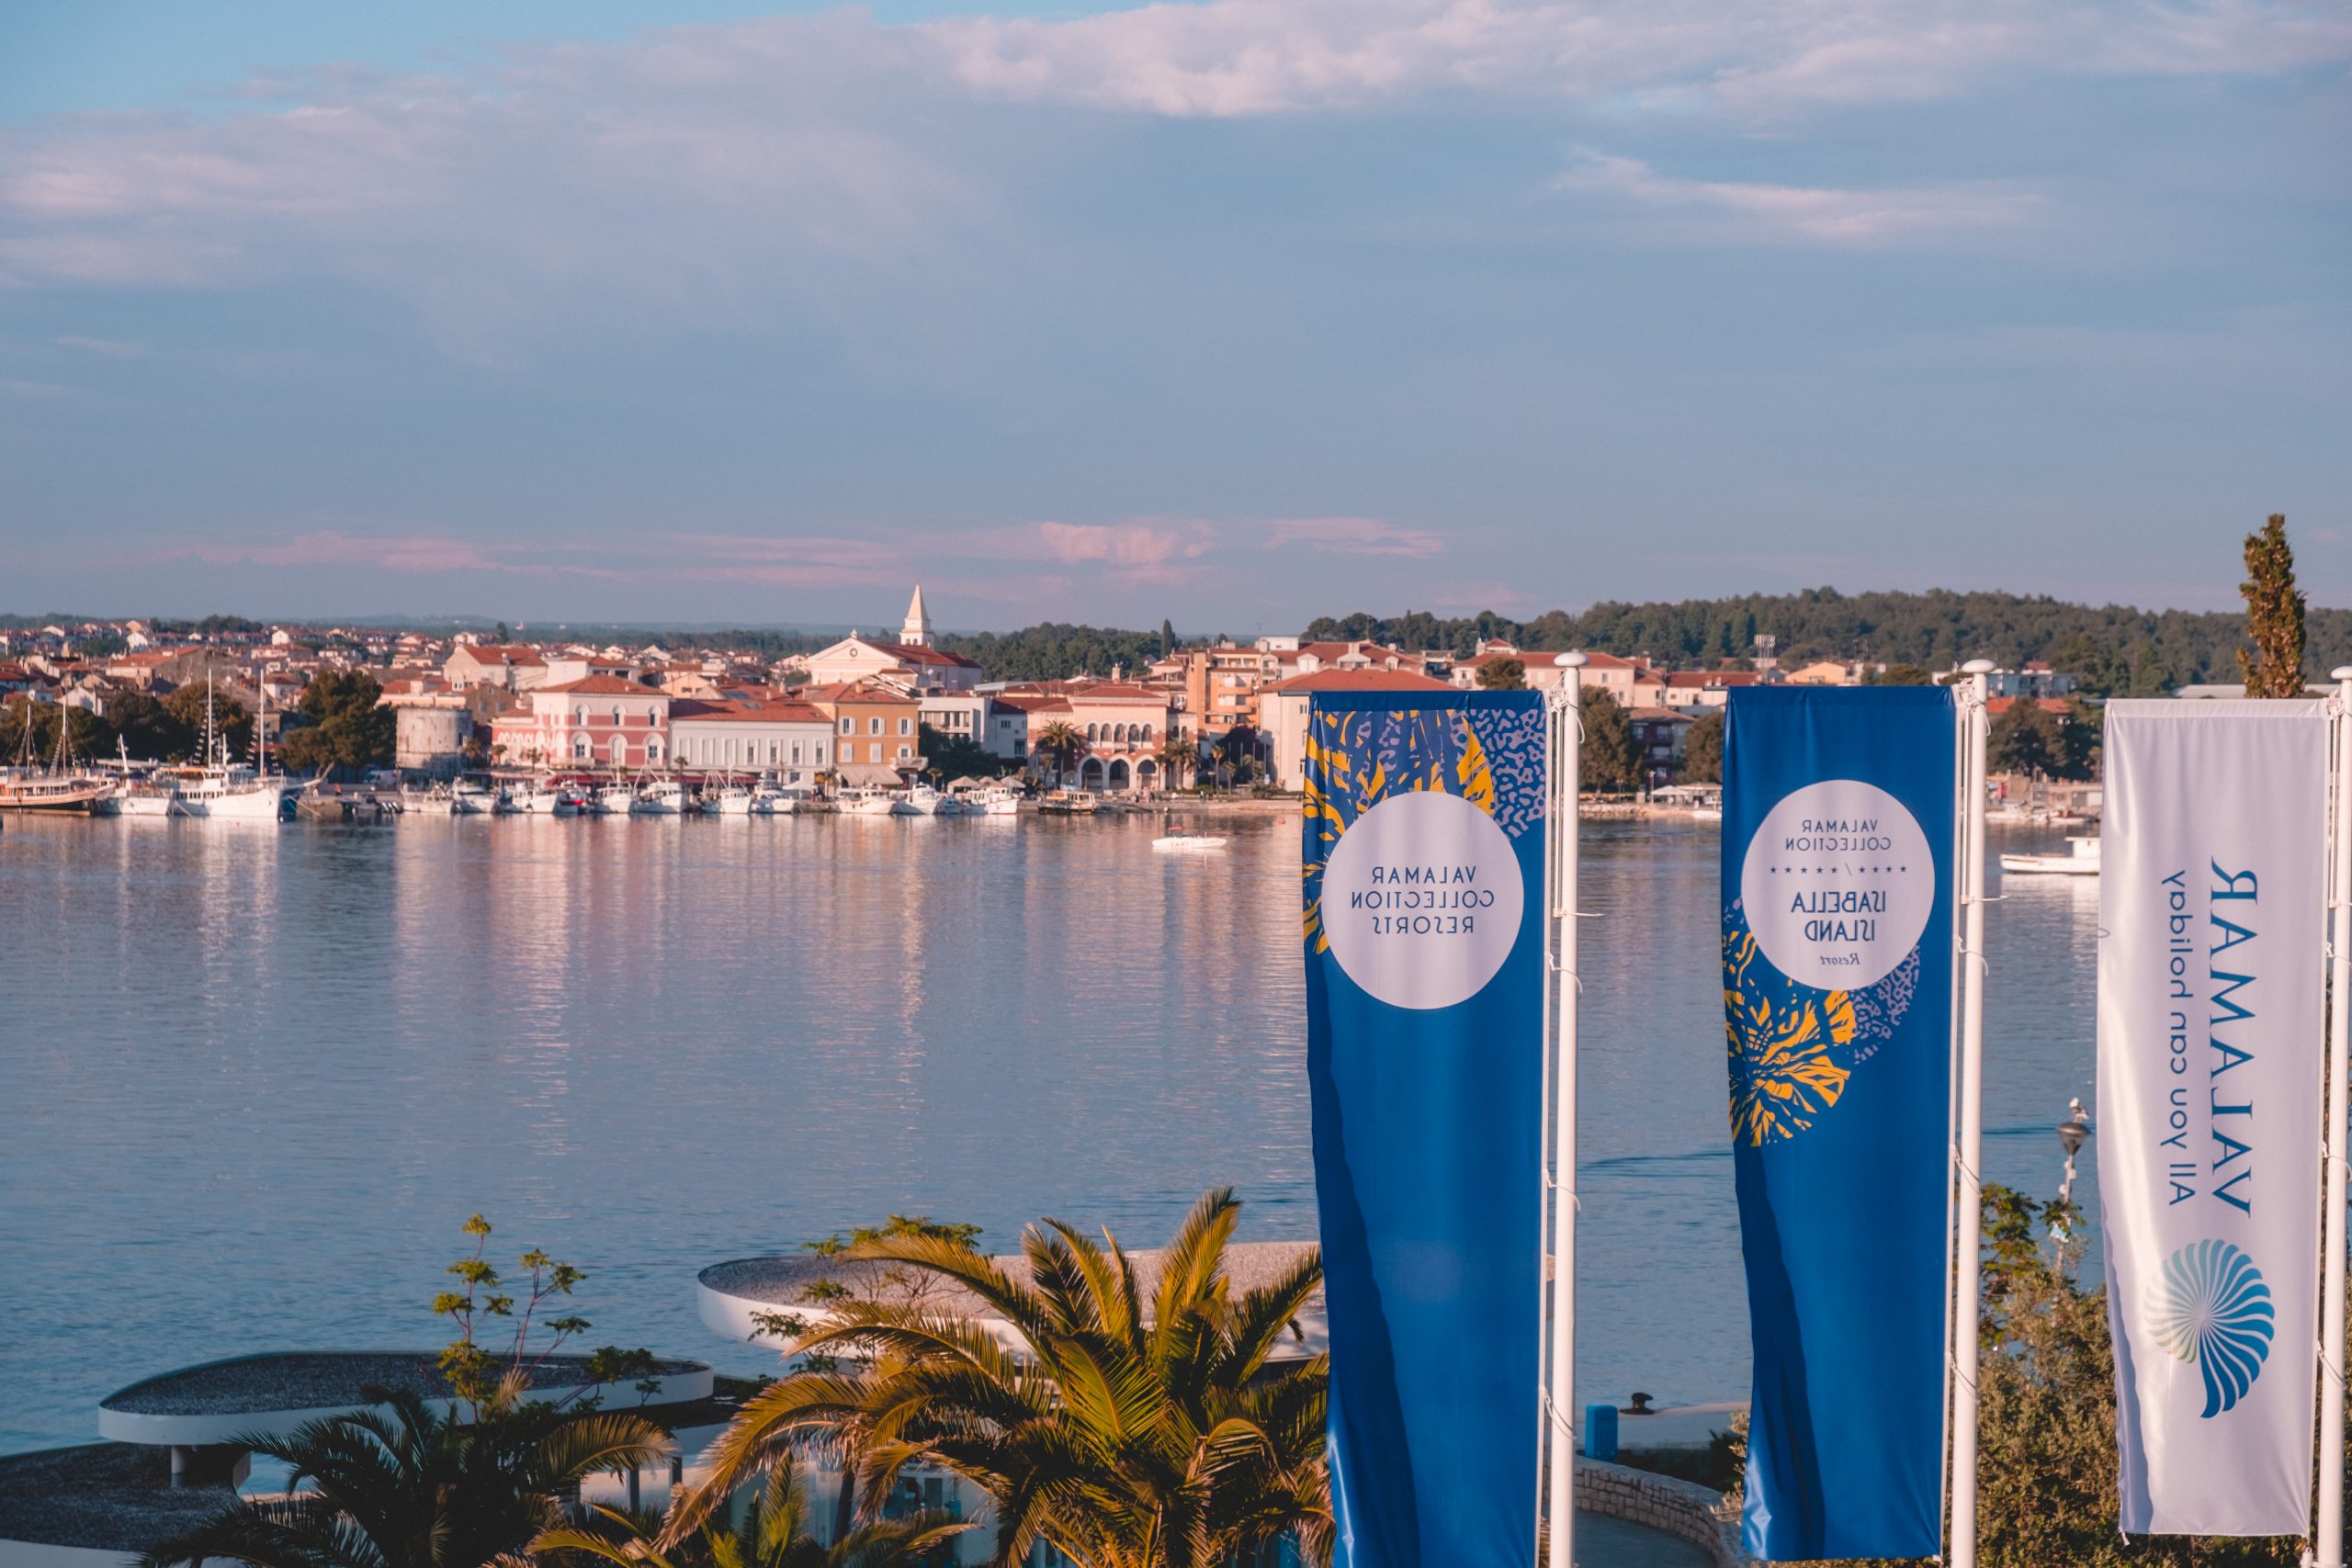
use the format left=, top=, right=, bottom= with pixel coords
left=898, top=745, right=910, bottom=760
left=840, top=717, right=853, bottom=735
left=868, top=742, right=881, bottom=762
left=899, top=717, right=911, bottom=736
left=869, top=717, right=883, bottom=735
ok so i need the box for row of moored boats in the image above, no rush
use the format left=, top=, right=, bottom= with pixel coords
left=404, top=778, right=1029, bottom=818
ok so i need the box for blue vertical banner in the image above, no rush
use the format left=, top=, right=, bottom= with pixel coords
left=1724, top=686, right=1956, bottom=1562
left=1303, top=691, right=1546, bottom=1568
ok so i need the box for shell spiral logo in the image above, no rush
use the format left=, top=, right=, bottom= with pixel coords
left=2150, top=1239, right=2276, bottom=1418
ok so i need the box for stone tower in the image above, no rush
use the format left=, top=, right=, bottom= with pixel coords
left=899, top=584, right=933, bottom=648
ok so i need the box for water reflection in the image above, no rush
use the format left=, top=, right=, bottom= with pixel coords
left=0, top=813, right=2099, bottom=1451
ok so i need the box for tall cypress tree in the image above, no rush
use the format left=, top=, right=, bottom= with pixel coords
left=2237, top=513, right=2307, bottom=698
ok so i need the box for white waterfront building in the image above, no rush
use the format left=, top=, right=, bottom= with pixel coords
left=668, top=698, right=836, bottom=783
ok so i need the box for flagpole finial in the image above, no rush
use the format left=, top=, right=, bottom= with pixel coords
left=1556, top=653, right=1587, bottom=669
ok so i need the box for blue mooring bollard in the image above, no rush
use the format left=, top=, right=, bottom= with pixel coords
left=1583, top=1402, right=1619, bottom=1461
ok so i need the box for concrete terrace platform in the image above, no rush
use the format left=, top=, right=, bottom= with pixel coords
left=0, top=1443, right=235, bottom=1556
left=699, top=1239, right=1327, bottom=1358
left=0, top=1352, right=727, bottom=1565
left=99, top=1349, right=714, bottom=1446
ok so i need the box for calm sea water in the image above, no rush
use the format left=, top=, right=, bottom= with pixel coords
left=0, top=810, right=2098, bottom=1455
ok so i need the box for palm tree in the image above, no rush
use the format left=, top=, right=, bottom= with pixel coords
left=142, top=1375, right=673, bottom=1568
left=534, top=1448, right=966, bottom=1568
left=1153, top=736, right=1198, bottom=792
left=664, top=1190, right=1329, bottom=1568
left=1029, top=720, right=1085, bottom=787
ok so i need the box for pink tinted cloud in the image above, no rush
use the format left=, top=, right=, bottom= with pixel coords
left=1031, top=519, right=1215, bottom=568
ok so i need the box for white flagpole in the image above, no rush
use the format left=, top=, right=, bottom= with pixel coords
left=1950, top=659, right=1994, bottom=1568
left=1545, top=651, right=1586, bottom=1568
left=2322, top=664, right=2352, bottom=1568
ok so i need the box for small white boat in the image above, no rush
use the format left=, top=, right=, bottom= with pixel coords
left=113, top=777, right=180, bottom=818
left=447, top=779, right=499, bottom=816
left=977, top=787, right=1022, bottom=817
left=711, top=782, right=759, bottom=816
left=633, top=778, right=691, bottom=816
left=509, top=781, right=584, bottom=816
left=591, top=784, right=632, bottom=815
left=904, top=783, right=960, bottom=816
left=1999, top=836, right=2100, bottom=876
left=1690, top=806, right=1723, bottom=822
left=1153, top=834, right=1227, bottom=853
left=842, top=788, right=914, bottom=817
left=764, top=786, right=817, bottom=816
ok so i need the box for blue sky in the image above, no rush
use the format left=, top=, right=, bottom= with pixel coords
left=2, top=0, right=2346, bottom=631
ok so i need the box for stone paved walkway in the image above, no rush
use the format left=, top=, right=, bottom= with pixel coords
left=1575, top=1510, right=1716, bottom=1567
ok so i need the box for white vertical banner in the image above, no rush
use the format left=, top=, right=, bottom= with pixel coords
left=2098, top=698, right=2327, bottom=1536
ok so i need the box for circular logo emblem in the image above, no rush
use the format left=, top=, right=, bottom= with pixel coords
left=1737, top=779, right=1933, bottom=990
left=1320, top=789, right=1523, bottom=1011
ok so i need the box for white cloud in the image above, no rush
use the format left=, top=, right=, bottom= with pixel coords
left=1555, top=149, right=2040, bottom=242
left=1263, top=517, right=1444, bottom=557
left=0, top=0, right=2334, bottom=319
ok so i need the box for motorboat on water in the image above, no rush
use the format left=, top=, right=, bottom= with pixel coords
left=1999, top=836, right=2100, bottom=876
left=904, top=783, right=962, bottom=816
left=973, top=786, right=1023, bottom=817
left=710, top=779, right=760, bottom=816
left=591, top=784, right=634, bottom=816
left=1036, top=789, right=1098, bottom=816
left=173, top=763, right=298, bottom=820
left=841, top=787, right=914, bottom=817
left=447, top=779, right=501, bottom=816
left=633, top=778, right=692, bottom=816
left=508, top=781, right=585, bottom=816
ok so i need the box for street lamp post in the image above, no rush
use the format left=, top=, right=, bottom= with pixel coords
left=2056, top=1098, right=2091, bottom=1209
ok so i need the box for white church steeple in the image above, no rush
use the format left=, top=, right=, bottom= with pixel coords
left=899, top=584, right=933, bottom=648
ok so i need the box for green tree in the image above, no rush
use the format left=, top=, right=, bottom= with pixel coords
left=144, top=1214, right=673, bottom=1568
left=536, top=1449, right=967, bottom=1568
left=105, top=689, right=191, bottom=761
left=1989, top=699, right=2063, bottom=777
left=1577, top=689, right=1643, bottom=793
left=1160, top=618, right=1176, bottom=659
left=666, top=1189, right=1332, bottom=1568
left=0, top=695, right=114, bottom=766
left=1475, top=657, right=1527, bottom=690
left=1871, top=663, right=1935, bottom=686
left=1679, top=710, right=1724, bottom=784
left=916, top=723, right=1003, bottom=782
left=277, top=671, right=396, bottom=776
left=1155, top=733, right=1199, bottom=790
left=1029, top=719, right=1085, bottom=784
left=2238, top=513, right=2307, bottom=697
left=2056, top=699, right=2101, bottom=781
left=163, top=682, right=253, bottom=762
left=141, top=1385, right=672, bottom=1568
left=495, top=621, right=512, bottom=642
